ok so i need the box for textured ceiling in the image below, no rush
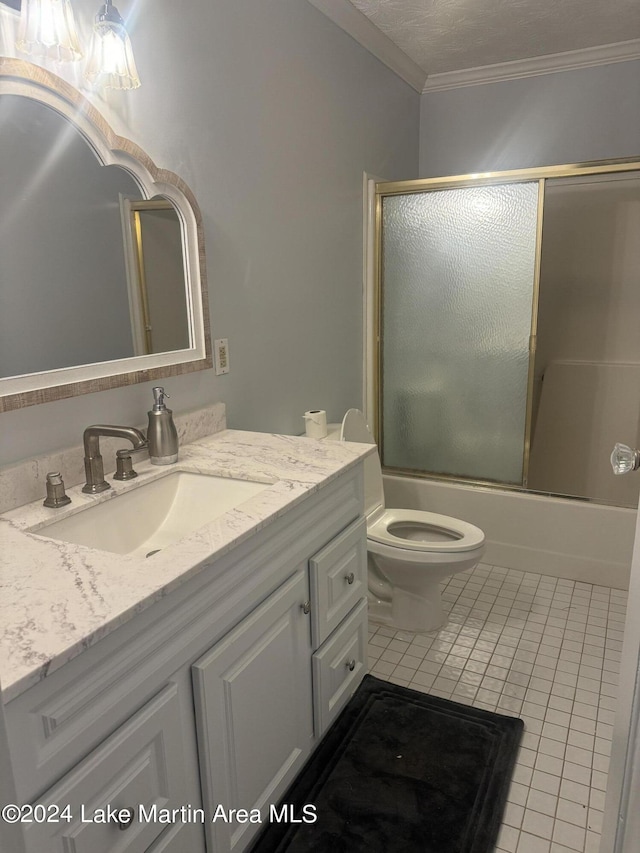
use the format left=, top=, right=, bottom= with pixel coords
left=348, top=0, right=640, bottom=75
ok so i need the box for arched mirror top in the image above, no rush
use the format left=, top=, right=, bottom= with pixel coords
left=0, top=56, right=212, bottom=412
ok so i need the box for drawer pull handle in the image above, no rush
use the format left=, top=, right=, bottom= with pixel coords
left=346, top=659, right=356, bottom=671
left=301, top=600, right=311, bottom=615
left=345, top=572, right=355, bottom=585
left=115, top=807, right=135, bottom=831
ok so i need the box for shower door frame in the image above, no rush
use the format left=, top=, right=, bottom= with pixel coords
left=373, top=157, right=640, bottom=496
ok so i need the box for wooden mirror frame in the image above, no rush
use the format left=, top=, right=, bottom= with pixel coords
left=0, top=57, right=212, bottom=412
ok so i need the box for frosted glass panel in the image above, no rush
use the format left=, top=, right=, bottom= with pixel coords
left=381, top=183, right=539, bottom=485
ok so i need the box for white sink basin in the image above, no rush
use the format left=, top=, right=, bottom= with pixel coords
left=33, top=471, right=270, bottom=557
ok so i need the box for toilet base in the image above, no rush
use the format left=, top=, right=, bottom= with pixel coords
left=368, top=586, right=447, bottom=634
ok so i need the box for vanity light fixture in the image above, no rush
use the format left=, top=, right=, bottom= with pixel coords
left=12, top=0, right=140, bottom=89
left=16, top=0, right=83, bottom=62
left=84, top=0, right=140, bottom=90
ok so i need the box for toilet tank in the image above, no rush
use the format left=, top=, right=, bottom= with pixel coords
left=328, top=410, right=385, bottom=519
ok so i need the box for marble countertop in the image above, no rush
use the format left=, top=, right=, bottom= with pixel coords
left=0, top=429, right=373, bottom=705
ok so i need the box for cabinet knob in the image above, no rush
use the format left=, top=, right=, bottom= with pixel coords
left=301, top=600, right=311, bottom=615
left=115, top=807, right=135, bottom=831
left=346, top=659, right=356, bottom=671
left=345, top=572, right=355, bottom=585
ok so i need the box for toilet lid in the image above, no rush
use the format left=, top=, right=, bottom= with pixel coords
left=367, top=509, right=485, bottom=553
left=341, top=408, right=377, bottom=445
left=340, top=409, right=385, bottom=518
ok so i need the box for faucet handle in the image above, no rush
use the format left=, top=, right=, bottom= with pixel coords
left=114, top=450, right=139, bottom=481
left=43, top=472, right=72, bottom=508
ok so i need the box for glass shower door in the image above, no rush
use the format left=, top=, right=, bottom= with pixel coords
left=380, top=181, right=541, bottom=485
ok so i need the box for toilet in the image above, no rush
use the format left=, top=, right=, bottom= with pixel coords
left=336, top=409, right=485, bottom=633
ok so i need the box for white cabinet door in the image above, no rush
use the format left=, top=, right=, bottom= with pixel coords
left=21, top=683, right=196, bottom=853
left=192, top=570, right=313, bottom=853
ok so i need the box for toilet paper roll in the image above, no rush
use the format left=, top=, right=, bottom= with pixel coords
left=303, top=410, right=328, bottom=439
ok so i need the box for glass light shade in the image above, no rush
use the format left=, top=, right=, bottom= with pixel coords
left=84, top=7, right=141, bottom=90
left=16, top=0, right=83, bottom=62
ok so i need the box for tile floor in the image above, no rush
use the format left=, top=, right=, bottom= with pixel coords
left=367, top=562, right=628, bottom=853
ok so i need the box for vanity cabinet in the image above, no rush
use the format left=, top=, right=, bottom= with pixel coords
left=2, top=464, right=368, bottom=853
left=193, top=517, right=368, bottom=853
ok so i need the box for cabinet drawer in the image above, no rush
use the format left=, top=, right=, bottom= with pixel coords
left=23, top=683, right=190, bottom=853
left=312, top=598, right=368, bottom=736
left=309, top=517, right=366, bottom=648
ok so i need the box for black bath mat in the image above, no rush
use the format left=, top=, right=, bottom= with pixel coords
left=250, top=675, right=523, bottom=853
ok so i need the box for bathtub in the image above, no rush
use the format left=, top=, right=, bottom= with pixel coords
left=383, top=474, right=635, bottom=590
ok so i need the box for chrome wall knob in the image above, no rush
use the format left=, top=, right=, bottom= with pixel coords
left=611, top=443, right=640, bottom=475
left=346, top=659, right=356, bottom=671
left=301, top=600, right=311, bottom=614
left=345, top=572, right=355, bottom=585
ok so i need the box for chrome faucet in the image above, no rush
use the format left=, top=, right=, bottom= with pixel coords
left=82, top=425, right=148, bottom=494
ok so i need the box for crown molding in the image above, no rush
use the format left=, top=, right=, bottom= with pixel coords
left=306, top=3, right=640, bottom=96
left=423, top=39, right=640, bottom=93
left=306, top=0, right=427, bottom=93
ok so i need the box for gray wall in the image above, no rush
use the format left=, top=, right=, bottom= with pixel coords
left=419, top=60, right=640, bottom=176
left=0, top=0, right=419, bottom=466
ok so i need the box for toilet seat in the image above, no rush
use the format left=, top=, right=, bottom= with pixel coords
left=331, top=408, right=486, bottom=631
left=338, top=409, right=485, bottom=557
left=367, top=508, right=485, bottom=553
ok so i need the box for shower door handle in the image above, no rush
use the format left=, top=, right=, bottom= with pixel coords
left=611, top=443, right=640, bottom=475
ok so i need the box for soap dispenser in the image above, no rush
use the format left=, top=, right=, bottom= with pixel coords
left=147, top=386, right=179, bottom=465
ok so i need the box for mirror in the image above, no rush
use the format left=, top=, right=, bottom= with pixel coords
left=0, top=57, right=211, bottom=412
